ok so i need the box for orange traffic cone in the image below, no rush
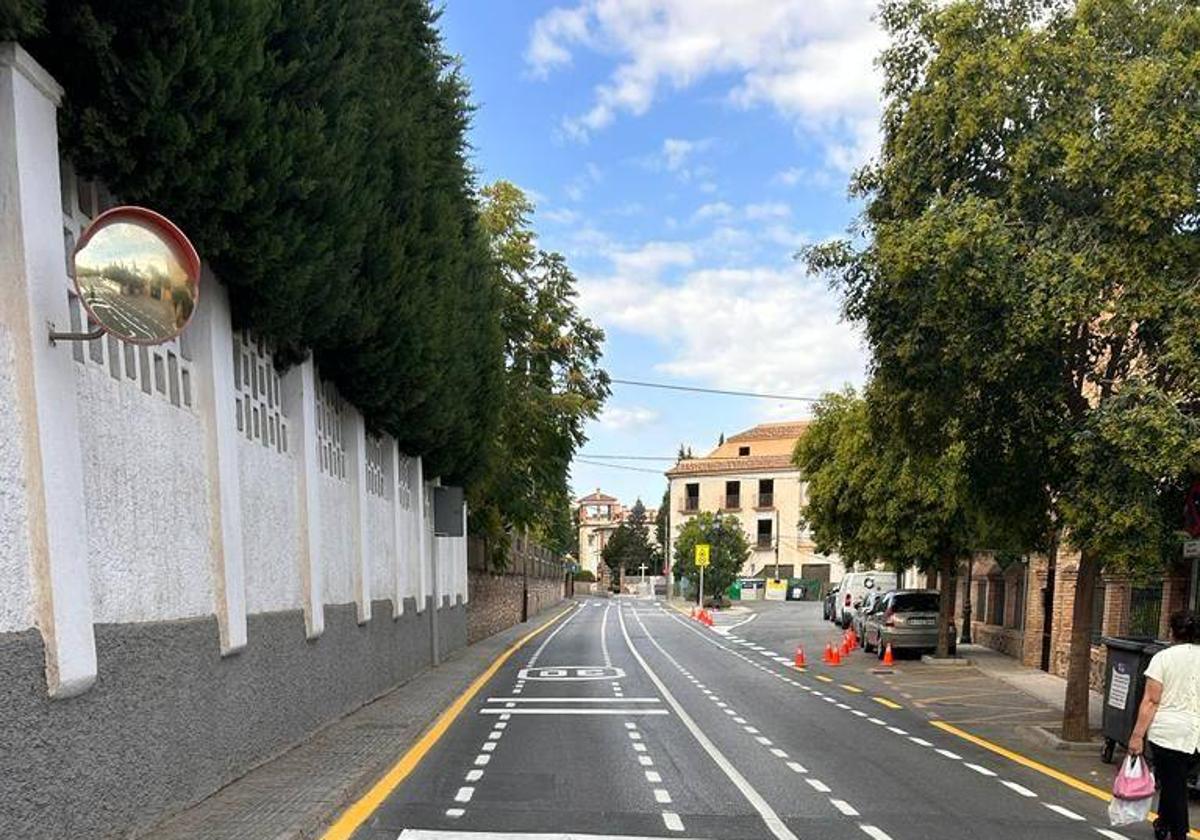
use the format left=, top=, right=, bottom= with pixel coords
left=823, top=642, right=833, bottom=663
left=841, top=635, right=851, bottom=656
left=830, top=646, right=842, bottom=666
left=703, top=609, right=713, bottom=626
left=849, top=628, right=858, bottom=649
left=794, top=646, right=806, bottom=667
left=882, top=642, right=894, bottom=666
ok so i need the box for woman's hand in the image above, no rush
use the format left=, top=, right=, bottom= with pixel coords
left=1128, top=732, right=1144, bottom=756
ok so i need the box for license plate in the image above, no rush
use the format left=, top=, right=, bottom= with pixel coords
left=907, top=618, right=935, bottom=626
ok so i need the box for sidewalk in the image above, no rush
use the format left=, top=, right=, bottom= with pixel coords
left=141, top=608, right=563, bottom=840
left=957, top=643, right=1104, bottom=726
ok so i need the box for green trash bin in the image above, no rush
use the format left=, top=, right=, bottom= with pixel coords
left=727, top=581, right=742, bottom=601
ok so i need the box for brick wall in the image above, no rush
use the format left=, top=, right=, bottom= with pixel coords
left=466, top=570, right=565, bottom=644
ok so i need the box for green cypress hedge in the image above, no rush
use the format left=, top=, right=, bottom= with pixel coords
left=16, top=0, right=502, bottom=486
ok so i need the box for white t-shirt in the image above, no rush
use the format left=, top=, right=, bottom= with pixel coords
left=1145, top=643, right=1200, bottom=754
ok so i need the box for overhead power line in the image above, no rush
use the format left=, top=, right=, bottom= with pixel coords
left=609, top=377, right=822, bottom=402
left=573, top=458, right=667, bottom=472
left=577, top=454, right=678, bottom=461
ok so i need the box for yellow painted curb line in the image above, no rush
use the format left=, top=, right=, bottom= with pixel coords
left=321, top=604, right=576, bottom=840
left=841, top=684, right=863, bottom=694
left=873, top=696, right=902, bottom=710
left=931, top=721, right=1200, bottom=839
left=815, top=674, right=834, bottom=683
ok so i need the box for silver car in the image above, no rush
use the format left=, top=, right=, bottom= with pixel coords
left=851, top=590, right=887, bottom=641
left=862, top=590, right=942, bottom=657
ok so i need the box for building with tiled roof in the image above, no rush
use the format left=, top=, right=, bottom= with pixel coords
left=664, top=420, right=842, bottom=591
left=576, top=489, right=659, bottom=578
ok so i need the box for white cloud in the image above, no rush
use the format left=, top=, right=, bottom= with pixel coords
left=693, top=201, right=733, bottom=222
left=610, top=241, right=695, bottom=278
left=564, top=162, right=604, bottom=202
left=543, top=207, right=582, bottom=225
left=597, top=405, right=661, bottom=431
left=744, top=202, right=791, bottom=221
left=528, top=0, right=884, bottom=170
left=662, top=137, right=706, bottom=171
left=579, top=254, right=865, bottom=401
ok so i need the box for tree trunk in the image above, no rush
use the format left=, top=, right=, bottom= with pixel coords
left=1061, top=548, right=1099, bottom=741
left=936, top=553, right=959, bottom=658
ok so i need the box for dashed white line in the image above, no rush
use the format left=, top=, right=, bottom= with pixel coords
left=787, top=761, right=807, bottom=774
left=454, top=786, right=474, bottom=803
left=965, top=763, right=996, bottom=777
left=935, top=748, right=962, bottom=760
left=445, top=807, right=464, bottom=818
left=830, top=799, right=860, bottom=816
left=859, top=825, right=894, bottom=840
left=653, top=788, right=673, bottom=804
left=1043, top=803, right=1085, bottom=821
left=909, top=737, right=932, bottom=747
left=805, top=779, right=832, bottom=793
left=999, top=780, right=1037, bottom=798
left=645, top=771, right=662, bottom=783
left=662, top=812, right=684, bottom=832
left=465, top=769, right=483, bottom=782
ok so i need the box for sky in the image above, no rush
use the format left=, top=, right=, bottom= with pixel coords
left=439, top=0, right=881, bottom=508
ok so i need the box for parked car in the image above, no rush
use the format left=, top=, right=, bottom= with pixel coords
left=831, top=570, right=897, bottom=628
left=862, top=589, right=943, bottom=657
left=823, top=583, right=840, bottom=621
left=852, top=590, right=887, bottom=641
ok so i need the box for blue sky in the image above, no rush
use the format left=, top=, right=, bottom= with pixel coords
left=440, top=0, right=881, bottom=508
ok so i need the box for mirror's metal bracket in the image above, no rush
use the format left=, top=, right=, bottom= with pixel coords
left=47, top=320, right=105, bottom=345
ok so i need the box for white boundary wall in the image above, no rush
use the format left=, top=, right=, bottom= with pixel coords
left=0, top=44, right=468, bottom=696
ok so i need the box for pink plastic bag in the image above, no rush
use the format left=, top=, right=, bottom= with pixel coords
left=1112, top=754, right=1156, bottom=800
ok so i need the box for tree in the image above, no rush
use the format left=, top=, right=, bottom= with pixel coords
left=473, top=181, right=609, bottom=565
left=601, top=499, right=657, bottom=576
left=805, top=0, right=1200, bottom=739
left=23, top=0, right=505, bottom=486
left=673, top=512, right=749, bottom=606
left=655, top=488, right=670, bottom=566
left=795, top=387, right=977, bottom=656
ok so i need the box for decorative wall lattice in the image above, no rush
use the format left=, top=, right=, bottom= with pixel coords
left=365, top=434, right=389, bottom=498
left=60, top=161, right=196, bottom=411
left=233, top=332, right=288, bottom=454
left=397, top=455, right=414, bottom=510
left=315, top=378, right=346, bottom=480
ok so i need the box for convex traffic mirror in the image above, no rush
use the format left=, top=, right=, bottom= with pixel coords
left=69, top=206, right=201, bottom=344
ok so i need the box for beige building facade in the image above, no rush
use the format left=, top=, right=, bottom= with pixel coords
left=576, top=490, right=659, bottom=577
left=665, top=421, right=843, bottom=587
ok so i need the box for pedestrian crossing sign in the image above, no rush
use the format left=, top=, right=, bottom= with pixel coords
left=694, top=543, right=711, bottom=567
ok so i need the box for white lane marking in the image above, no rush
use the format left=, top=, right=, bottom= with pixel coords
left=628, top=731, right=642, bottom=740
left=487, top=731, right=502, bottom=740
left=454, top=787, right=474, bottom=803
left=859, top=826, right=894, bottom=840
left=444, top=808, right=464, bottom=818
left=806, top=779, right=832, bottom=793
left=480, top=709, right=669, bottom=716
left=465, top=769, right=483, bottom=782
left=526, top=602, right=581, bottom=667
left=770, top=748, right=788, bottom=758
left=653, top=788, right=672, bottom=804
left=965, top=763, right=996, bottom=777
left=625, top=722, right=637, bottom=729
left=744, top=726, right=760, bottom=734
left=909, top=737, right=932, bottom=746
left=1000, top=780, right=1037, bottom=798
left=723, top=709, right=736, bottom=715
left=638, top=755, right=654, bottom=766
left=633, top=743, right=647, bottom=752
left=867, top=717, right=886, bottom=725
left=499, top=713, right=510, bottom=721
left=787, top=762, right=807, bottom=774
left=473, top=755, right=490, bottom=766
left=934, top=748, right=961, bottom=760
left=645, top=771, right=662, bottom=782
left=493, top=722, right=507, bottom=730
left=831, top=799, right=860, bottom=816
left=1094, top=830, right=1128, bottom=840
left=886, top=726, right=906, bottom=735
left=401, top=832, right=709, bottom=840
left=1043, top=803, right=1085, bottom=821
left=618, top=607, right=800, bottom=840
left=601, top=603, right=612, bottom=667
left=481, top=742, right=497, bottom=752
left=733, top=717, right=747, bottom=724
left=663, top=812, right=685, bottom=832
left=485, top=697, right=661, bottom=703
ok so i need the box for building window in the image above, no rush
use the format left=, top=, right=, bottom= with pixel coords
left=757, top=478, right=774, bottom=508
left=684, top=483, right=699, bottom=511
left=738, top=445, right=750, bottom=456
left=1090, top=579, right=1108, bottom=644
left=725, top=480, right=740, bottom=509
left=1129, top=584, right=1163, bottom=638
left=756, top=518, right=773, bottom=549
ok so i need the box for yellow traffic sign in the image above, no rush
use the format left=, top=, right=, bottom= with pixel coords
left=694, top=543, right=711, bottom=567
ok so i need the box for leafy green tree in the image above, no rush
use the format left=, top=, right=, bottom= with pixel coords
left=673, top=512, right=749, bottom=606
left=796, top=387, right=976, bottom=655
left=24, top=0, right=504, bottom=486
left=472, top=181, right=609, bottom=565
left=655, top=489, right=670, bottom=558
left=601, top=499, right=657, bottom=576
left=805, top=0, right=1200, bottom=738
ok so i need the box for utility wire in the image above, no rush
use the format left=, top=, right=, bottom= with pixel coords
left=610, top=377, right=822, bottom=402
left=577, top=454, right=678, bottom=461
left=574, top=458, right=667, bottom=475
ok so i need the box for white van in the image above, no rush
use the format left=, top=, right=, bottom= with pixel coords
left=832, top=570, right=897, bottom=628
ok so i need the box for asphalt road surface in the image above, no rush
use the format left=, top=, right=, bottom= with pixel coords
left=348, top=597, right=1135, bottom=840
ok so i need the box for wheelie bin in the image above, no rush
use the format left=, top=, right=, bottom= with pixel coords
left=1099, top=636, right=1165, bottom=763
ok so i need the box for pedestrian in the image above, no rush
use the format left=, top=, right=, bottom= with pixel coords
left=1127, top=610, right=1200, bottom=840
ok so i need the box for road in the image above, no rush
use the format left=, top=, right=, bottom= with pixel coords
left=345, top=597, right=1131, bottom=840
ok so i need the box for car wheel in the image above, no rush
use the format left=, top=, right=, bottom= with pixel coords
left=863, top=634, right=874, bottom=653
left=877, top=638, right=886, bottom=660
